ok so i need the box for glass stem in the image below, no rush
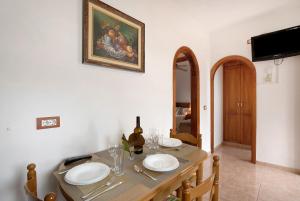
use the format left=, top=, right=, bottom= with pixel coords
left=113, top=157, right=117, bottom=170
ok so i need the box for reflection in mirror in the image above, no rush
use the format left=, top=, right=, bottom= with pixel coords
left=175, top=53, right=192, bottom=134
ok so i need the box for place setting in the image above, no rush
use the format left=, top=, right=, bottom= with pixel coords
left=128, top=130, right=192, bottom=186
left=159, top=137, right=184, bottom=151
left=123, top=128, right=182, bottom=183
left=54, top=144, right=128, bottom=201
left=64, top=162, right=124, bottom=201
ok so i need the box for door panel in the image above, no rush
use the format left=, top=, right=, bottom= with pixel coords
left=223, top=64, right=242, bottom=143
left=241, top=65, right=252, bottom=145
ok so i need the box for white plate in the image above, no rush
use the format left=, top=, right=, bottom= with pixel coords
left=143, top=154, right=179, bottom=172
left=64, top=162, right=110, bottom=186
left=159, top=138, right=182, bottom=148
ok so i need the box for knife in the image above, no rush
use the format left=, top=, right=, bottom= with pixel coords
left=84, top=181, right=124, bottom=201
left=64, top=154, right=92, bottom=166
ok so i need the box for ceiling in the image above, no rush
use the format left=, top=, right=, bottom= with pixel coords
left=172, top=0, right=299, bottom=31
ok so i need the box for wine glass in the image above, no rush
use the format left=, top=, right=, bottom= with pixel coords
left=128, top=144, right=135, bottom=160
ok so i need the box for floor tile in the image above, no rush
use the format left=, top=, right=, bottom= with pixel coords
left=201, top=145, right=300, bottom=201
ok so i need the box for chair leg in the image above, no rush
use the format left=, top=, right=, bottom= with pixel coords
left=196, top=163, right=203, bottom=201
left=212, top=156, right=220, bottom=201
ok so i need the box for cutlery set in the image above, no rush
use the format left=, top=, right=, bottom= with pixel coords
left=81, top=177, right=114, bottom=199
left=134, top=165, right=157, bottom=181
left=79, top=165, right=156, bottom=200
left=58, top=163, right=155, bottom=200
left=82, top=181, right=124, bottom=201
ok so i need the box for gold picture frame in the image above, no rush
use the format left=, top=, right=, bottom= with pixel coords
left=83, top=0, right=145, bottom=72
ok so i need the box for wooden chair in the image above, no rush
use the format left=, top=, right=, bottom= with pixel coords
left=170, top=129, right=202, bottom=148
left=24, top=163, right=56, bottom=201
left=182, top=155, right=220, bottom=201
left=170, top=129, right=204, bottom=199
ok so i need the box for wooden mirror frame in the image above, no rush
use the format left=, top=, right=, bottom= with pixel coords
left=210, top=55, right=257, bottom=163
left=173, top=46, right=200, bottom=145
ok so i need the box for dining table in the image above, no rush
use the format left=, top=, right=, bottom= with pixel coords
left=53, top=143, right=208, bottom=201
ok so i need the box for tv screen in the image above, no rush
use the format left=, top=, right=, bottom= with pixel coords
left=251, top=25, right=300, bottom=62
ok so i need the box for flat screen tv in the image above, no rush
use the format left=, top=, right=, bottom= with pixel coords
left=251, top=25, right=300, bottom=62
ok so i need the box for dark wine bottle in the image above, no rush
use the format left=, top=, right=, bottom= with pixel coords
left=128, top=116, right=145, bottom=154
left=134, top=116, right=143, bottom=135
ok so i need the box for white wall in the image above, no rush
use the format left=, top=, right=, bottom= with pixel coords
left=210, top=2, right=300, bottom=169
left=176, top=62, right=191, bottom=103
left=0, top=0, right=211, bottom=200
left=214, top=66, right=223, bottom=148
left=1, top=0, right=299, bottom=200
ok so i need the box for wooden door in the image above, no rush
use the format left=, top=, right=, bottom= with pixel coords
left=223, top=61, right=252, bottom=145
left=223, top=62, right=242, bottom=143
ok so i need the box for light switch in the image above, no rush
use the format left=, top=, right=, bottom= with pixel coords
left=36, top=116, right=60, bottom=129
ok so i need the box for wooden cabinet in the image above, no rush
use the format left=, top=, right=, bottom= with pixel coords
left=223, top=61, right=253, bottom=145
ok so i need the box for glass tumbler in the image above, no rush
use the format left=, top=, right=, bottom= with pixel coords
left=114, top=146, right=124, bottom=176
left=152, top=134, right=159, bottom=151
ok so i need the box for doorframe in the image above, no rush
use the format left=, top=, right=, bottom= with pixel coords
left=173, top=46, right=200, bottom=147
left=210, top=55, right=257, bottom=163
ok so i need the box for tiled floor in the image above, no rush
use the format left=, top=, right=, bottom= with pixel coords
left=202, top=145, right=300, bottom=201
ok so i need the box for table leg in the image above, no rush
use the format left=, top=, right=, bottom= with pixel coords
left=196, top=163, right=203, bottom=201
left=176, top=187, right=182, bottom=199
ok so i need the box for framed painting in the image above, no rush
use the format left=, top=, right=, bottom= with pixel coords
left=83, top=0, right=145, bottom=72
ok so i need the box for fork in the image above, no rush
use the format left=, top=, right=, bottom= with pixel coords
left=81, top=177, right=114, bottom=199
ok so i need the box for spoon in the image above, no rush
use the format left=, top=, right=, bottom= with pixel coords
left=134, top=165, right=157, bottom=181
left=81, top=177, right=114, bottom=199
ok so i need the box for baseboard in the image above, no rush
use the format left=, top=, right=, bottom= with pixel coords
left=214, top=143, right=223, bottom=151
left=257, top=161, right=300, bottom=174
left=222, top=141, right=251, bottom=150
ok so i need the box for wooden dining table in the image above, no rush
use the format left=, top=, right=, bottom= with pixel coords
left=54, top=144, right=208, bottom=201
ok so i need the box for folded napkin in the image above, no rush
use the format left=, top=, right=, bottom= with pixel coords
left=64, top=154, right=92, bottom=166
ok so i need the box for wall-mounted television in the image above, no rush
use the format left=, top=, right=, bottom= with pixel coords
left=251, top=25, right=300, bottom=62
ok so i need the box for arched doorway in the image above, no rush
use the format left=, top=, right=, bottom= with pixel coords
left=210, top=55, right=256, bottom=163
left=172, top=46, right=201, bottom=147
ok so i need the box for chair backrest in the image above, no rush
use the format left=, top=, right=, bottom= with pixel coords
left=24, top=163, right=56, bottom=201
left=170, top=129, right=202, bottom=148
left=182, top=155, right=220, bottom=201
